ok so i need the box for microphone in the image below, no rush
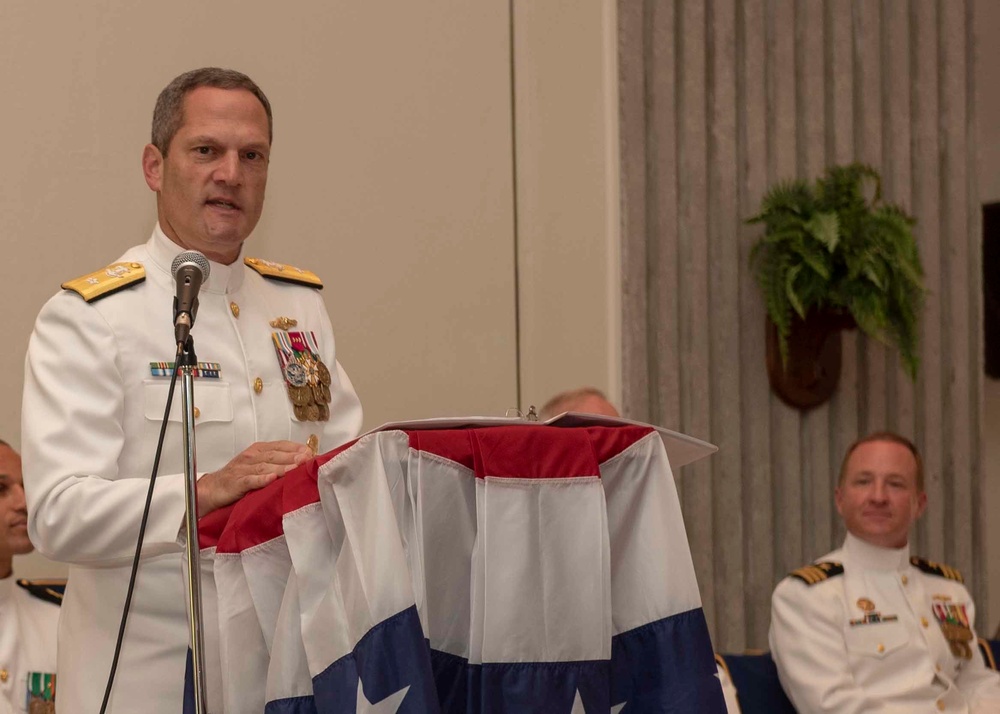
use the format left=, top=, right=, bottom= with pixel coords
left=170, top=251, right=211, bottom=345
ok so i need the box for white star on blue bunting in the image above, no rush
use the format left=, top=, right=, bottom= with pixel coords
left=356, top=680, right=409, bottom=713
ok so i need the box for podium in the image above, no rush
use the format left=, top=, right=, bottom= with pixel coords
left=185, top=419, right=726, bottom=713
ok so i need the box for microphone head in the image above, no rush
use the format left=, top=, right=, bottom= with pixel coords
left=170, top=251, right=211, bottom=282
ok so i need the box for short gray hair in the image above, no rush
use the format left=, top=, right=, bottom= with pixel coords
left=539, top=387, right=612, bottom=420
left=151, top=67, right=272, bottom=155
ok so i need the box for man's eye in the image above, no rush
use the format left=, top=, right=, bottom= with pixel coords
left=195, top=147, right=213, bottom=155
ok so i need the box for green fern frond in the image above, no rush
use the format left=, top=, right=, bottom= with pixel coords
left=804, top=211, right=840, bottom=252
left=746, top=162, right=925, bottom=381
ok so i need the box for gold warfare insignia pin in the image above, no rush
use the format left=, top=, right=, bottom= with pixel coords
left=270, top=316, right=298, bottom=331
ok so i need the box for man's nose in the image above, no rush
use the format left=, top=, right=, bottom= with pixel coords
left=214, top=152, right=243, bottom=186
left=12, top=485, right=26, bottom=512
left=869, top=482, right=889, bottom=502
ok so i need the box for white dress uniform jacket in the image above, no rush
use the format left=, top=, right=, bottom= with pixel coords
left=769, top=533, right=1000, bottom=713
left=0, top=577, right=59, bottom=714
left=21, top=226, right=363, bottom=713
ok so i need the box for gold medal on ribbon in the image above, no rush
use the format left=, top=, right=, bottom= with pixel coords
left=26, top=672, right=55, bottom=714
left=289, top=385, right=313, bottom=407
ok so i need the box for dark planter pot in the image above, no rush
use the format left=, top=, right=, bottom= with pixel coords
left=765, top=309, right=857, bottom=410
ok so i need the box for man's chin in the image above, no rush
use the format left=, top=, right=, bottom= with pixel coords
left=10, top=539, right=34, bottom=557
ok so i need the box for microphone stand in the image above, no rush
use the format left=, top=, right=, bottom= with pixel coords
left=178, top=337, right=208, bottom=714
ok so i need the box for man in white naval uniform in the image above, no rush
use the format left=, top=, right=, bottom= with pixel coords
left=0, top=442, right=59, bottom=714
left=21, top=68, right=363, bottom=713
left=769, top=432, right=1000, bottom=713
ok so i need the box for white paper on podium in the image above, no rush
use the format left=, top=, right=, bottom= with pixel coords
left=366, top=412, right=717, bottom=469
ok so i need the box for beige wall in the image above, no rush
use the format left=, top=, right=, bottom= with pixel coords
left=975, top=0, right=1000, bottom=635
left=0, top=3, right=621, bottom=579
left=512, top=0, right=622, bottom=412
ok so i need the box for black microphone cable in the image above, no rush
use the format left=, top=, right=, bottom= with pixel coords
left=99, top=340, right=185, bottom=714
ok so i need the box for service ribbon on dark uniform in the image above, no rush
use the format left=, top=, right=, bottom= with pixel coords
left=272, top=330, right=333, bottom=422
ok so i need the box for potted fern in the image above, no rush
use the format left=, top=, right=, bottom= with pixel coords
left=748, top=163, right=925, bottom=407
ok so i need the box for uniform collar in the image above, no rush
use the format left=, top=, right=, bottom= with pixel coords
left=146, top=224, right=246, bottom=295
left=844, top=532, right=911, bottom=572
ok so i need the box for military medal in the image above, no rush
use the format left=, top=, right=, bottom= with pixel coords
left=26, top=672, right=55, bottom=714
left=932, top=598, right=974, bottom=659
left=272, top=328, right=332, bottom=422
left=284, top=362, right=308, bottom=387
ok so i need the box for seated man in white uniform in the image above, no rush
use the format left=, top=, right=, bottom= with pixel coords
left=0, top=441, right=59, bottom=714
left=770, top=431, right=1000, bottom=713
left=21, top=68, right=362, bottom=712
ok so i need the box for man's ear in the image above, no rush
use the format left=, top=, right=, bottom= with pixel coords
left=142, top=144, right=164, bottom=192
left=915, top=490, right=928, bottom=520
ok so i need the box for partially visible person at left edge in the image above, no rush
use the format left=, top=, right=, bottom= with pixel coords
left=20, top=68, right=363, bottom=712
left=0, top=440, right=59, bottom=714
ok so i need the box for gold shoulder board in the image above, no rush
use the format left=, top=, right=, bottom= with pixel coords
left=245, top=257, right=323, bottom=289
left=16, top=578, right=66, bottom=606
left=789, top=561, right=844, bottom=586
left=61, top=262, right=145, bottom=303
left=911, top=556, right=964, bottom=583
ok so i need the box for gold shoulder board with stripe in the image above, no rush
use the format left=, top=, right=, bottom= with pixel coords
left=789, top=561, right=844, bottom=586
left=16, top=578, right=66, bottom=606
left=911, top=556, right=964, bottom=583
left=245, top=257, right=323, bottom=289
left=61, top=262, right=145, bottom=303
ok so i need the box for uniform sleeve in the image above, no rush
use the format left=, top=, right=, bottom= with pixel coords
left=953, top=594, right=1000, bottom=712
left=21, top=292, right=187, bottom=565
left=769, top=577, right=904, bottom=714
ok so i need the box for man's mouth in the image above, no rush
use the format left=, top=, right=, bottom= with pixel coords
left=206, top=199, right=240, bottom=211
left=863, top=511, right=892, bottom=520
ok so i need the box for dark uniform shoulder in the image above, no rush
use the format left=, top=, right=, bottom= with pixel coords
left=910, top=556, right=964, bottom=583
left=788, top=561, right=844, bottom=586
left=16, top=578, right=65, bottom=606
left=61, top=261, right=146, bottom=303
left=244, top=257, right=323, bottom=289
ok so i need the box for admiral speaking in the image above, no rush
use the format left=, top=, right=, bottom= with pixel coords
left=20, top=68, right=363, bottom=712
